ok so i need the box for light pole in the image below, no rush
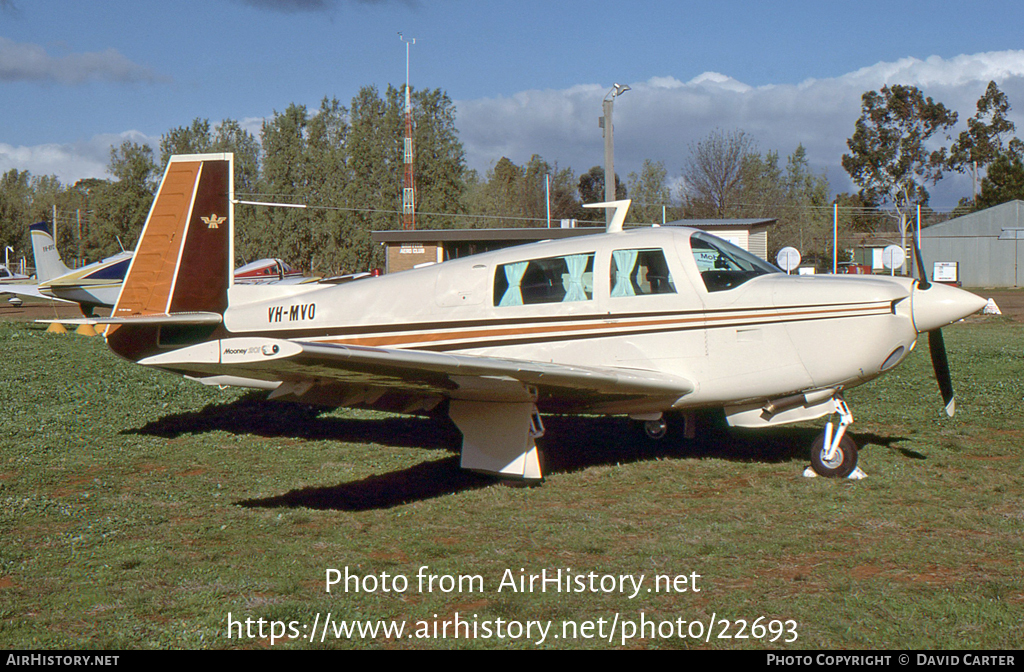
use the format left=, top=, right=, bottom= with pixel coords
left=601, top=83, right=630, bottom=226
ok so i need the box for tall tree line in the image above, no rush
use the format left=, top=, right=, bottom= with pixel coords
left=0, top=85, right=467, bottom=275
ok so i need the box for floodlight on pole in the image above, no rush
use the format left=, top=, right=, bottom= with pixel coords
left=601, top=83, right=630, bottom=226
left=399, top=32, right=417, bottom=230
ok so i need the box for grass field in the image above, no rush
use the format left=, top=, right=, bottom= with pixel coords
left=0, top=315, right=1021, bottom=649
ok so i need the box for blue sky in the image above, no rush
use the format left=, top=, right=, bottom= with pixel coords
left=4, top=0, right=1024, bottom=208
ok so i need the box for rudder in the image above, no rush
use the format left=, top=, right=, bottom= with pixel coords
left=29, top=221, right=72, bottom=282
left=113, top=153, right=234, bottom=318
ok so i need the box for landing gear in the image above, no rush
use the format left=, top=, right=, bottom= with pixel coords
left=808, top=396, right=859, bottom=478
left=809, top=431, right=858, bottom=478
left=643, top=418, right=668, bottom=440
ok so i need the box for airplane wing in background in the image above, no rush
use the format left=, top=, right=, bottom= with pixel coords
left=0, top=284, right=76, bottom=303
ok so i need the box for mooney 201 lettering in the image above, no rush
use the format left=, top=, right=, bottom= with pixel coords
left=60, top=153, right=986, bottom=481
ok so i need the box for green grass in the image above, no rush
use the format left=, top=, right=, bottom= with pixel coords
left=0, top=318, right=1021, bottom=649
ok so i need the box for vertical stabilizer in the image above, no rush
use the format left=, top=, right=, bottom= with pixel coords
left=113, top=153, right=234, bottom=318
left=106, top=153, right=233, bottom=362
left=29, top=222, right=72, bottom=282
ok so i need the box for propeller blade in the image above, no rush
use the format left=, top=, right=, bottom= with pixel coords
left=912, top=217, right=931, bottom=289
left=928, top=328, right=955, bottom=417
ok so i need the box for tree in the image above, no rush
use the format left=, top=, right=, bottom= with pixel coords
left=465, top=155, right=580, bottom=228
left=255, top=103, right=316, bottom=270
left=159, top=118, right=213, bottom=164
left=842, top=85, right=957, bottom=265
left=83, top=141, right=158, bottom=258
left=578, top=166, right=625, bottom=210
left=161, top=118, right=261, bottom=195
left=974, top=153, right=1024, bottom=209
left=842, top=85, right=957, bottom=214
left=626, top=159, right=671, bottom=224
left=948, top=81, right=1024, bottom=174
left=680, top=129, right=754, bottom=217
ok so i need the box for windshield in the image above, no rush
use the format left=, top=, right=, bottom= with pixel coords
left=690, top=231, right=780, bottom=292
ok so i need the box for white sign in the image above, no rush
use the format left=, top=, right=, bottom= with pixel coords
left=881, top=245, right=905, bottom=270
left=933, top=262, right=958, bottom=283
left=776, top=247, right=801, bottom=272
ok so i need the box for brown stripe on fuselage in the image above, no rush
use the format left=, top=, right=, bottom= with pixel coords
left=270, top=301, right=892, bottom=350
left=113, top=161, right=201, bottom=316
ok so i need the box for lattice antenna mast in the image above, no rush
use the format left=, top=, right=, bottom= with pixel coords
left=399, top=32, right=416, bottom=230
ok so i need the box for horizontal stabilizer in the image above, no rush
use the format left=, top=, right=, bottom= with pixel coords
left=36, top=311, right=223, bottom=327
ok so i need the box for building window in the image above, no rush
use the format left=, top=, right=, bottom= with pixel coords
left=494, top=253, right=595, bottom=306
left=610, top=248, right=676, bottom=297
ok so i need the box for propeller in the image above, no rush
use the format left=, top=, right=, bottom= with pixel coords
left=912, top=221, right=956, bottom=416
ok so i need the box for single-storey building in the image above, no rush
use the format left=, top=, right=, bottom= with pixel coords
left=921, top=200, right=1024, bottom=287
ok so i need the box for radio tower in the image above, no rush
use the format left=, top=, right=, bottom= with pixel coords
left=399, top=33, right=416, bottom=230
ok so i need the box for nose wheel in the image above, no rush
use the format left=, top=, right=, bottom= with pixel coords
left=808, top=396, right=860, bottom=478
left=809, top=431, right=858, bottom=478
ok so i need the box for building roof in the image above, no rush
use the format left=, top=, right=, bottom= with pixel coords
left=373, top=218, right=777, bottom=244
left=664, top=218, right=777, bottom=227
left=371, top=227, right=605, bottom=243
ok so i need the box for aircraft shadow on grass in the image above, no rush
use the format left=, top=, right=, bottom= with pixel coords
left=128, top=394, right=912, bottom=511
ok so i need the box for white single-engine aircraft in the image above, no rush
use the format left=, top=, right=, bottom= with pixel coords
left=0, top=222, right=132, bottom=314
left=62, top=153, right=986, bottom=481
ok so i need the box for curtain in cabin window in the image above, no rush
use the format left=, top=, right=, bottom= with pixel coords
left=563, top=254, right=589, bottom=302
left=498, top=261, right=528, bottom=306
left=611, top=249, right=638, bottom=297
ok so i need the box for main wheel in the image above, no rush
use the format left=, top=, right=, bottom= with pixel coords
left=643, top=418, right=668, bottom=440
left=809, top=431, right=858, bottom=478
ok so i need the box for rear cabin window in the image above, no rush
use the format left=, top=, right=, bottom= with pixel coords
left=494, top=253, right=595, bottom=306
left=609, top=249, right=676, bottom=297
left=690, top=231, right=780, bottom=292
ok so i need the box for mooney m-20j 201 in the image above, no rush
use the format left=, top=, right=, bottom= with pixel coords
left=62, top=153, right=986, bottom=481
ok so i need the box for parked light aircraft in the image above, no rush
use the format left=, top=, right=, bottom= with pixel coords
left=1, top=221, right=318, bottom=314
left=234, top=258, right=308, bottom=284
left=60, top=153, right=986, bottom=481
left=0, top=222, right=131, bottom=313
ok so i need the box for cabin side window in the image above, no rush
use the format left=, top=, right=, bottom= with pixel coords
left=609, top=248, right=677, bottom=297
left=494, top=253, right=595, bottom=306
left=690, top=231, right=780, bottom=292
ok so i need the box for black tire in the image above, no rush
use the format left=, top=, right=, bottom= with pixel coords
left=809, top=431, right=858, bottom=478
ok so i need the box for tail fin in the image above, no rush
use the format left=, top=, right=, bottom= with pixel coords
left=106, top=153, right=233, bottom=361
left=29, top=221, right=72, bottom=281
left=113, top=153, right=234, bottom=318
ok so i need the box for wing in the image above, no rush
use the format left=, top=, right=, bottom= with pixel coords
left=138, top=336, right=695, bottom=415
left=0, top=284, right=75, bottom=303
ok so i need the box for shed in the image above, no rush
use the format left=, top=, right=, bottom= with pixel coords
left=921, top=200, right=1024, bottom=287
left=663, top=218, right=775, bottom=260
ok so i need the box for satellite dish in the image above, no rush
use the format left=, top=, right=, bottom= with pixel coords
left=776, top=247, right=801, bottom=273
left=882, top=245, right=905, bottom=270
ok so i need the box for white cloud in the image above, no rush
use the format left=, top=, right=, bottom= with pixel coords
left=0, top=37, right=162, bottom=84
left=0, top=131, right=159, bottom=184
left=7, top=50, right=1024, bottom=210
left=455, top=50, right=1024, bottom=209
